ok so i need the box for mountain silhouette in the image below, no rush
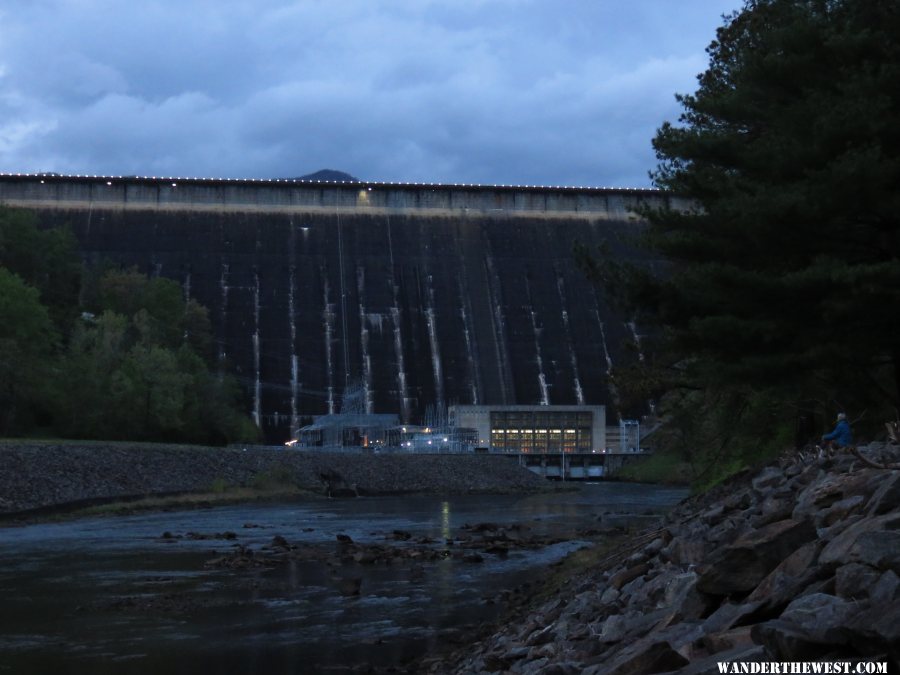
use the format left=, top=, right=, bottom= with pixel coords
left=293, top=169, right=360, bottom=182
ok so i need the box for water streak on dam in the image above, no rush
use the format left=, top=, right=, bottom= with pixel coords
left=0, top=174, right=686, bottom=442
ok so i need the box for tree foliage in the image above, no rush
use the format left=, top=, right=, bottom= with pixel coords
left=0, top=206, right=256, bottom=444
left=584, top=0, right=900, bottom=457
left=0, top=269, right=56, bottom=434
left=0, top=206, right=81, bottom=331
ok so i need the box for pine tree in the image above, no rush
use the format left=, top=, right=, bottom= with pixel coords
left=608, top=0, right=900, bottom=414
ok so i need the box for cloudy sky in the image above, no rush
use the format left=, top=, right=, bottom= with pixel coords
left=0, top=0, right=742, bottom=187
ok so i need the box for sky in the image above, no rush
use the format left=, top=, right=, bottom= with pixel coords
left=0, top=0, right=743, bottom=188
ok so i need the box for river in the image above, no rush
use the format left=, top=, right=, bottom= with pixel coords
left=0, top=482, right=686, bottom=674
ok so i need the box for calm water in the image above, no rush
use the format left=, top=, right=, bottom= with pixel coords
left=0, top=483, right=686, bottom=674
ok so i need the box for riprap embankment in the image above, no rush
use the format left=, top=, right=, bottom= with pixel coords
left=433, top=443, right=900, bottom=673
left=0, top=441, right=548, bottom=517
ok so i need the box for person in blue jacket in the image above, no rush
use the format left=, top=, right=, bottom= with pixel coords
left=822, top=412, right=853, bottom=449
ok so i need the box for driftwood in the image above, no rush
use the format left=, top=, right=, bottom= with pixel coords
left=886, top=419, right=900, bottom=444
left=849, top=445, right=900, bottom=471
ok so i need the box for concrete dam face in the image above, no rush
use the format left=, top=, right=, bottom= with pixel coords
left=0, top=175, right=681, bottom=442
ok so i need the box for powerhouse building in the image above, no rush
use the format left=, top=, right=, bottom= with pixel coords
left=449, top=405, right=606, bottom=454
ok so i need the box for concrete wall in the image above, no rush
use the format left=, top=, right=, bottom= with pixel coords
left=0, top=173, right=686, bottom=216
left=0, top=174, right=672, bottom=443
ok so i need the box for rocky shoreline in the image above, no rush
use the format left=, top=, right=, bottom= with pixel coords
left=0, top=441, right=549, bottom=517
left=429, top=442, right=900, bottom=673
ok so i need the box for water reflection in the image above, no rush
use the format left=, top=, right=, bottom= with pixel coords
left=0, top=483, right=686, bottom=674
left=441, top=500, right=451, bottom=541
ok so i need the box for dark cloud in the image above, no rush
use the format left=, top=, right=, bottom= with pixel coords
left=0, top=0, right=741, bottom=186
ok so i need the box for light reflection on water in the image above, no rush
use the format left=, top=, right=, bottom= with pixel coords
left=0, top=482, right=685, bottom=674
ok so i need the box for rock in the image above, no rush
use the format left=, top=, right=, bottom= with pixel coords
left=620, top=574, right=647, bottom=598
left=462, top=553, right=484, bottom=563
left=792, top=470, right=880, bottom=522
left=270, top=535, right=290, bottom=549
left=702, top=625, right=754, bottom=654
left=796, top=575, right=835, bottom=598
left=391, top=530, right=412, bottom=540
left=624, top=551, right=648, bottom=566
left=535, top=662, right=581, bottom=675
left=670, top=645, right=766, bottom=675
left=336, top=533, right=353, bottom=544
left=335, top=577, right=362, bottom=597
left=852, top=531, right=900, bottom=573
left=753, top=593, right=858, bottom=659
left=865, top=471, right=900, bottom=516
left=637, top=569, right=673, bottom=608
left=699, top=505, right=725, bottom=525
left=844, top=598, right=900, bottom=656
left=752, top=495, right=795, bottom=527
left=485, top=543, right=510, bottom=555
left=608, top=563, right=649, bottom=591
left=702, top=600, right=764, bottom=635
left=870, top=569, right=899, bottom=605
left=752, top=620, right=834, bottom=661
left=819, top=512, right=900, bottom=572
left=657, top=571, right=710, bottom=625
left=752, top=466, right=786, bottom=492
left=705, top=517, right=746, bottom=547
left=820, top=495, right=866, bottom=527
left=590, top=608, right=671, bottom=646
left=723, top=488, right=754, bottom=512
left=187, top=530, right=240, bottom=541
left=834, top=563, right=881, bottom=601
left=599, top=586, right=620, bottom=605
left=585, top=637, right=690, bottom=675
left=203, top=544, right=273, bottom=570
left=746, top=540, right=822, bottom=609
left=698, top=518, right=816, bottom=596
left=780, top=592, right=857, bottom=640
left=816, top=513, right=865, bottom=543
left=643, top=537, right=665, bottom=557
left=526, top=623, right=556, bottom=647
left=664, top=537, right=707, bottom=566
left=519, top=657, right=549, bottom=674
left=591, top=613, right=627, bottom=643
left=483, top=645, right=529, bottom=672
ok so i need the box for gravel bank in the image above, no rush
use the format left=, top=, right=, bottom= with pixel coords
left=0, top=441, right=549, bottom=516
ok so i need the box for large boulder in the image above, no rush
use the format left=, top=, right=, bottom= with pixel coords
left=834, top=562, right=882, bottom=601
left=864, top=470, right=900, bottom=516
left=666, top=645, right=766, bottom=675
left=746, top=540, right=823, bottom=610
left=792, top=469, right=881, bottom=523
left=843, top=600, right=900, bottom=660
left=702, top=600, right=765, bottom=635
left=584, top=629, right=697, bottom=675
left=697, top=518, right=816, bottom=596
left=819, top=512, right=900, bottom=573
left=752, top=593, right=858, bottom=659
left=870, top=569, right=899, bottom=605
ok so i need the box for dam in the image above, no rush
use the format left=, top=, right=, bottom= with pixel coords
left=0, top=173, right=684, bottom=443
